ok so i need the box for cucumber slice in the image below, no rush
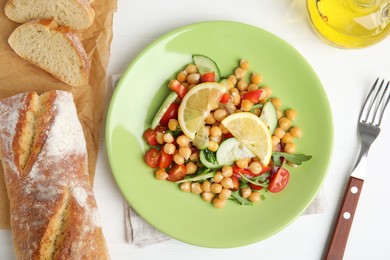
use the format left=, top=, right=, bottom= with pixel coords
left=200, top=150, right=222, bottom=169
left=259, top=101, right=278, bottom=134
left=151, top=92, right=178, bottom=129
left=192, top=54, right=221, bottom=81
left=216, top=137, right=255, bottom=166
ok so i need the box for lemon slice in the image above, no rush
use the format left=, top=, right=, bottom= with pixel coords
left=178, top=82, right=226, bottom=140
left=221, top=112, right=272, bottom=166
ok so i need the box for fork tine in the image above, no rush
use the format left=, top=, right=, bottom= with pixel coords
left=372, top=80, right=388, bottom=125
left=376, top=81, right=390, bottom=126
left=360, top=78, right=379, bottom=123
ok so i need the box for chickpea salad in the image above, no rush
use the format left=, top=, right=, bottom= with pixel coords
left=143, top=55, right=312, bottom=208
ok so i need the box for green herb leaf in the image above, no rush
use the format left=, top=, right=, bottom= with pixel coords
left=239, top=173, right=269, bottom=188
left=272, top=152, right=312, bottom=166
left=175, top=172, right=215, bottom=184
left=203, top=149, right=218, bottom=164
left=250, top=103, right=263, bottom=113
left=229, top=191, right=253, bottom=206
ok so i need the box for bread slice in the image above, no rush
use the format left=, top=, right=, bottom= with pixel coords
left=5, top=0, right=95, bottom=30
left=8, top=19, right=90, bottom=87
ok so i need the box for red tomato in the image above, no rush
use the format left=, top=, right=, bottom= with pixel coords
left=166, top=164, right=187, bottom=182
left=268, top=167, right=290, bottom=193
left=219, top=93, right=230, bottom=104
left=145, top=148, right=160, bottom=168
left=232, top=164, right=253, bottom=178
left=159, top=151, right=172, bottom=169
left=249, top=182, right=263, bottom=190
left=231, top=176, right=239, bottom=191
left=169, top=80, right=188, bottom=99
left=200, top=72, right=215, bottom=82
left=143, top=128, right=159, bottom=146
left=242, top=89, right=263, bottom=103
left=160, top=102, right=179, bottom=125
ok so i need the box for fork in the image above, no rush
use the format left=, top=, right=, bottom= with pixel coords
left=324, top=78, right=390, bottom=260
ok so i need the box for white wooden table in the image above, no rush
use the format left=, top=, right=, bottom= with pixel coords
left=1, top=0, right=390, bottom=259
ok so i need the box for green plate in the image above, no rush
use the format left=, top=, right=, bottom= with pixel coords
left=106, top=21, right=333, bottom=248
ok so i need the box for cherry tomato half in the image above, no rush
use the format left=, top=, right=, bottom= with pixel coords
left=143, top=128, right=159, bottom=146
left=145, top=148, right=160, bottom=168
left=219, top=93, right=230, bottom=104
left=231, top=176, right=240, bottom=191
left=268, top=167, right=290, bottom=193
left=159, top=151, right=172, bottom=169
left=249, top=182, right=263, bottom=190
left=242, top=89, right=263, bottom=104
left=200, top=72, right=215, bottom=82
left=169, top=80, right=188, bottom=99
left=166, top=164, right=187, bottom=182
left=160, top=102, right=179, bottom=125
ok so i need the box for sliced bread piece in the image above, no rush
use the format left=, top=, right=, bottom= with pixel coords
left=8, top=19, right=90, bottom=87
left=5, top=0, right=95, bottom=30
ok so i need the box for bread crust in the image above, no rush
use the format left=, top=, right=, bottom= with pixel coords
left=0, top=91, right=109, bottom=259
left=8, top=19, right=90, bottom=87
left=5, top=0, right=95, bottom=30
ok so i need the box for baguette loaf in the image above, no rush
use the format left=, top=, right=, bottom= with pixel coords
left=5, top=0, right=95, bottom=30
left=0, top=90, right=109, bottom=259
left=8, top=19, right=90, bottom=87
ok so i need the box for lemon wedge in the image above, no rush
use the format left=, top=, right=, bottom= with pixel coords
left=178, top=82, right=226, bottom=140
left=221, top=112, right=272, bottom=166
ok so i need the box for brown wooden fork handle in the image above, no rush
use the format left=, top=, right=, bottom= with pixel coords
left=324, top=177, right=364, bottom=260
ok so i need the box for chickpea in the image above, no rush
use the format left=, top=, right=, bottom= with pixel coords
left=240, top=59, right=250, bottom=70
left=273, top=127, right=285, bottom=139
left=285, top=109, right=297, bottom=121
left=155, top=169, right=168, bottom=180
left=191, top=182, right=203, bottom=194
left=253, top=108, right=261, bottom=116
left=250, top=73, right=263, bottom=84
left=210, top=183, right=223, bottom=194
left=156, top=132, right=165, bottom=145
left=173, top=153, right=185, bottom=165
left=219, top=188, right=232, bottom=200
left=281, top=132, right=294, bottom=144
left=221, top=165, right=233, bottom=177
left=185, top=64, right=198, bottom=74
left=228, top=75, right=237, bottom=86
left=179, top=147, right=191, bottom=160
left=262, top=86, right=272, bottom=98
left=176, top=135, right=190, bottom=147
left=240, top=99, right=253, bottom=112
left=188, top=84, right=196, bottom=90
left=180, top=182, right=191, bottom=192
left=271, top=136, right=280, bottom=146
left=236, top=158, right=249, bottom=169
left=248, top=161, right=262, bottom=174
left=163, top=132, right=174, bottom=143
left=290, top=126, right=302, bottom=138
left=247, top=83, right=259, bottom=92
left=163, top=143, right=176, bottom=155
left=202, top=192, right=214, bottom=202
left=205, top=113, right=216, bottom=125
left=232, top=92, right=241, bottom=106
left=201, top=180, right=211, bottom=192
left=284, top=143, right=296, bottom=154
left=189, top=151, right=199, bottom=161
left=213, top=198, right=227, bottom=208
left=277, top=109, right=283, bottom=119
left=221, top=177, right=234, bottom=189
left=177, top=70, right=188, bottom=82
left=208, top=140, right=219, bottom=152
left=249, top=191, right=261, bottom=202
left=187, top=73, right=200, bottom=84
left=210, top=135, right=222, bottom=144
left=186, top=161, right=198, bottom=174
left=210, top=126, right=222, bottom=137
left=270, top=98, right=282, bottom=109
left=234, top=67, right=246, bottom=79
left=219, top=123, right=230, bottom=134
left=237, top=80, right=248, bottom=91
left=241, top=187, right=252, bottom=199
left=229, top=87, right=239, bottom=95
left=214, top=109, right=228, bottom=122
left=212, top=172, right=224, bottom=183
left=278, top=117, right=291, bottom=130
left=168, top=119, right=178, bottom=131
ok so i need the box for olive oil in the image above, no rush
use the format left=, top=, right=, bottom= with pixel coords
left=307, top=0, right=390, bottom=48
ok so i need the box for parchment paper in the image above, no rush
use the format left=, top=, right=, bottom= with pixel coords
left=0, top=0, right=118, bottom=229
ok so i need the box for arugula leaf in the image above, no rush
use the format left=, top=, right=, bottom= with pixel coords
left=272, top=152, right=312, bottom=166
left=229, top=191, right=253, bottom=206
left=239, top=173, right=269, bottom=188
left=175, top=172, right=215, bottom=184
left=203, top=149, right=218, bottom=164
